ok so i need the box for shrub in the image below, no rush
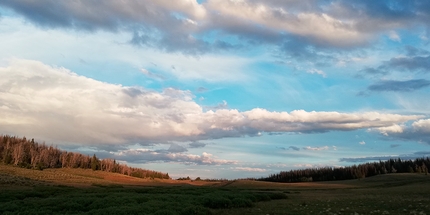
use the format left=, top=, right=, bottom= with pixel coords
left=153, top=209, right=178, bottom=215
left=202, top=196, right=232, bottom=209
left=268, top=192, right=288, bottom=200
left=253, top=193, right=271, bottom=201
left=180, top=205, right=212, bottom=215
left=232, top=198, right=254, bottom=208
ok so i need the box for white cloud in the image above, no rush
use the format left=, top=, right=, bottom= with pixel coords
left=412, top=119, right=430, bottom=133
left=372, top=124, right=404, bottom=136
left=359, top=141, right=366, bottom=145
left=0, top=59, right=424, bottom=146
left=367, top=119, right=430, bottom=145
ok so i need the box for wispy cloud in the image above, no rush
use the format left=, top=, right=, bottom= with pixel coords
left=140, top=68, right=166, bottom=80
left=307, top=68, right=327, bottom=78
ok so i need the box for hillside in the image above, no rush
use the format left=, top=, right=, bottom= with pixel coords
left=0, top=164, right=217, bottom=187
left=0, top=135, right=169, bottom=180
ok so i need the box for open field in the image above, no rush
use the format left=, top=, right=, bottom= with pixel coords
left=1, top=164, right=430, bottom=215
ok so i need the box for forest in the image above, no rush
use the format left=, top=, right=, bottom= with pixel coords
left=0, top=135, right=169, bottom=179
left=261, top=156, right=430, bottom=182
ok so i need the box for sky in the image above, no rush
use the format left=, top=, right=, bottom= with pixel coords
left=0, top=0, right=430, bottom=179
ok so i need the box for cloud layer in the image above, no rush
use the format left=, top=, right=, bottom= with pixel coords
left=0, top=59, right=427, bottom=146
left=115, top=150, right=235, bottom=165
left=2, top=0, right=430, bottom=55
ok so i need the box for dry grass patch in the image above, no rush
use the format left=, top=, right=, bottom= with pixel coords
left=0, top=164, right=220, bottom=187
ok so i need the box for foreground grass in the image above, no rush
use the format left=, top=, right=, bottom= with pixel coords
left=0, top=184, right=289, bottom=215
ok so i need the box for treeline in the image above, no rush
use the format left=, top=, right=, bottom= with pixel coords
left=261, top=157, right=430, bottom=183
left=0, top=135, right=169, bottom=179
left=176, top=176, right=230, bottom=182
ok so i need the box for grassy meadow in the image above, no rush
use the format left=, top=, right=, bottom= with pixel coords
left=1, top=164, right=429, bottom=215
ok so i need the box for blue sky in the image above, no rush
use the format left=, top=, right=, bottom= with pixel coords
left=0, top=0, right=430, bottom=179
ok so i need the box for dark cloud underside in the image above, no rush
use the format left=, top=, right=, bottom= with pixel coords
left=368, top=79, right=430, bottom=92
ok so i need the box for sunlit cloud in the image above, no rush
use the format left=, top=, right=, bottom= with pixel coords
left=0, top=59, right=425, bottom=147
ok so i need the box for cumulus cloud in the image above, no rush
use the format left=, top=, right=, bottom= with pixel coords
left=370, top=119, right=430, bottom=144
left=359, top=141, right=366, bottom=145
left=413, top=119, right=430, bottom=133
left=372, top=124, right=404, bottom=136
left=0, top=59, right=425, bottom=146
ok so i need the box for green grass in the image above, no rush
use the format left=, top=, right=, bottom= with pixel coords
left=0, top=185, right=288, bottom=215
